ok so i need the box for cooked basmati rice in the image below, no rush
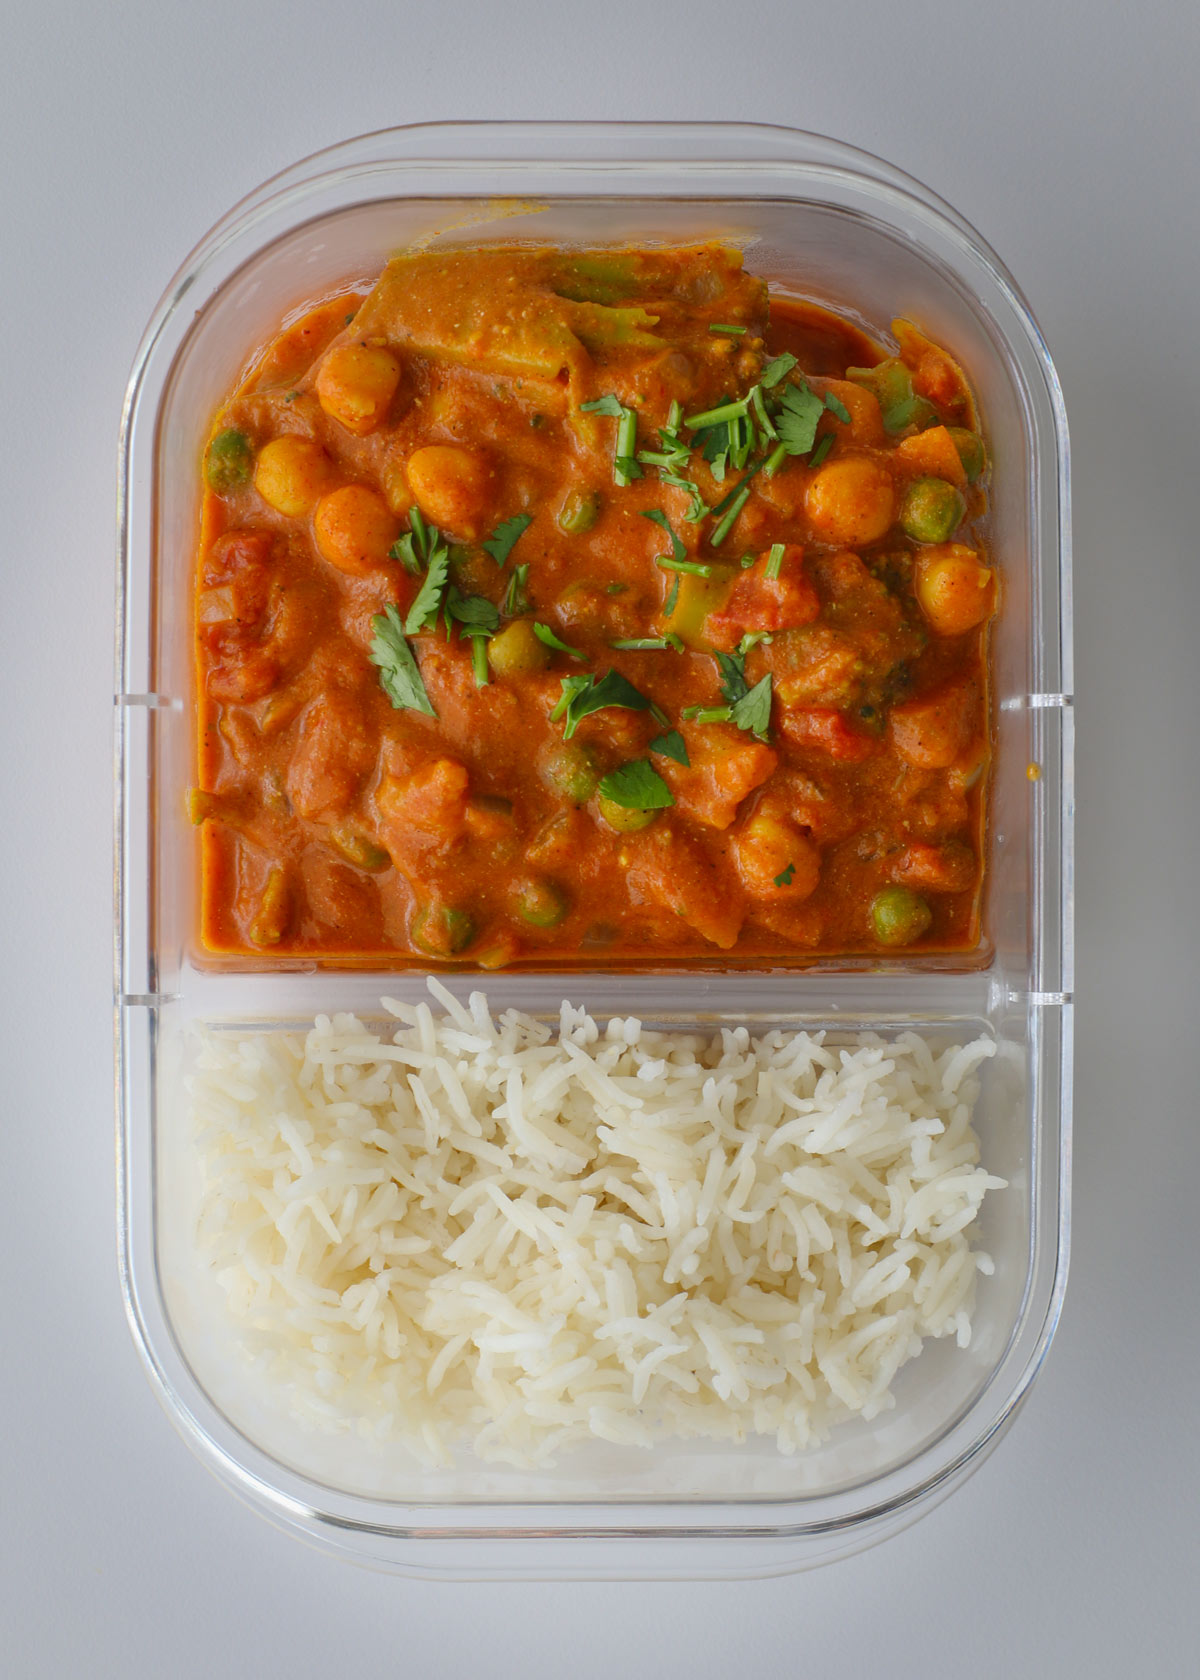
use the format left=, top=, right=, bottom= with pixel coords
left=188, top=983, right=1003, bottom=1467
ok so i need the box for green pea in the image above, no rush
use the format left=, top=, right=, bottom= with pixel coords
left=557, top=488, right=603, bottom=535
left=882, top=394, right=938, bottom=435
left=329, top=828, right=391, bottom=871
left=871, top=886, right=933, bottom=947
left=847, top=358, right=912, bottom=413
left=541, top=741, right=600, bottom=804
left=899, top=477, right=967, bottom=544
left=487, top=618, right=551, bottom=678
left=411, top=904, right=476, bottom=957
left=205, top=428, right=253, bottom=494
left=513, top=878, right=569, bottom=927
left=597, top=795, right=657, bottom=832
left=948, top=427, right=987, bottom=483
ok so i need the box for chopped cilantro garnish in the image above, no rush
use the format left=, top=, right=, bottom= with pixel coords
left=369, top=605, right=436, bottom=716
left=730, top=673, right=773, bottom=740
left=708, top=323, right=747, bottom=336
left=760, top=351, right=797, bottom=389
left=470, top=634, right=490, bottom=687
left=502, top=563, right=530, bottom=617
left=658, top=472, right=709, bottom=523
left=641, top=509, right=686, bottom=563
left=649, top=729, right=690, bottom=767
left=409, top=505, right=429, bottom=559
left=656, top=555, right=714, bottom=576
left=388, top=533, right=422, bottom=575
left=582, top=394, right=640, bottom=487
left=445, top=592, right=501, bottom=635
left=765, top=543, right=785, bottom=581
left=776, top=380, right=825, bottom=457
left=580, top=394, right=626, bottom=417
left=709, top=483, right=751, bottom=547
left=597, top=759, right=675, bottom=810
left=824, top=389, right=852, bottom=424
left=533, top=622, right=584, bottom=658
left=715, top=649, right=750, bottom=705
left=763, top=442, right=789, bottom=478
left=482, top=512, right=533, bottom=566
left=808, top=434, right=835, bottom=468
left=556, top=668, right=655, bottom=739
left=663, top=572, right=681, bottom=618
left=685, top=397, right=750, bottom=430
left=737, top=631, right=773, bottom=654
left=403, top=541, right=451, bottom=634
left=774, top=861, right=796, bottom=888
left=611, top=635, right=685, bottom=652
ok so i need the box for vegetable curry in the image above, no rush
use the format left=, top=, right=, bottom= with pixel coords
left=192, top=244, right=994, bottom=966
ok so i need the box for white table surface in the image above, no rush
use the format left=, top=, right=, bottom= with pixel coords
left=4, top=2, right=1198, bottom=1674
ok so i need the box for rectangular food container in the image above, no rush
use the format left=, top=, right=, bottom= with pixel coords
left=115, top=121, right=1073, bottom=1578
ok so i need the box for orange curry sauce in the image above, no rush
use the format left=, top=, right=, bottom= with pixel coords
left=193, top=245, right=994, bottom=967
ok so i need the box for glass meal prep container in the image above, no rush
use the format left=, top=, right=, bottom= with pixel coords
left=115, top=121, right=1073, bottom=1578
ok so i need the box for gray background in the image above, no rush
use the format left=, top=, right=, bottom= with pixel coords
left=3, top=1, right=1198, bottom=1674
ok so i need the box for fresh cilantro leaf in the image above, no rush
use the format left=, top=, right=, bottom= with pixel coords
left=760, top=351, right=797, bottom=390
left=502, top=563, right=530, bottom=617
left=613, top=454, right=644, bottom=483
left=409, top=505, right=429, bottom=561
left=649, top=729, right=690, bottom=766
left=663, top=572, right=681, bottom=618
left=658, top=472, right=709, bottom=522
left=641, top=508, right=685, bottom=563
left=776, top=381, right=824, bottom=456
left=403, top=542, right=450, bottom=634
left=482, top=512, right=533, bottom=566
left=765, top=542, right=785, bottom=581
left=774, top=861, right=796, bottom=888
left=446, top=591, right=501, bottom=635
left=534, top=622, right=584, bottom=658
left=580, top=394, right=625, bottom=417
left=550, top=673, right=591, bottom=723
left=597, top=759, right=675, bottom=809
left=696, top=421, right=731, bottom=465
left=808, top=434, right=835, bottom=468
left=729, top=672, right=773, bottom=740
left=715, top=650, right=749, bottom=704
left=369, top=604, right=436, bottom=716
left=824, top=389, right=852, bottom=424
left=558, top=669, right=654, bottom=739
left=388, top=532, right=421, bottom=575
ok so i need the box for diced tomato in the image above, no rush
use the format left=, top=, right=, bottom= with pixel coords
left=706, top=546, right=819, bottom=651
left=778, top=707, right=878, bottom=762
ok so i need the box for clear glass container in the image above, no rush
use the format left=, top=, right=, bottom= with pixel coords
left=115, top=121, right=1073, bottom=1578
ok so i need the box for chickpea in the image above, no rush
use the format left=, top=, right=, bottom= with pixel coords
left=487, top=618, right=550, bottom=679
left=316, top=343, right=402, bottom=436
left=253, top=435, right=335, bottom=517
left=733, top=814, right=821, bottom=898
left=405, top=444, right=495, bottom=538
left=914, top=545, right=995, bottom=635
left=313, top=484, right=398, bottom=574
left=804, top=456, right=895, bottom=546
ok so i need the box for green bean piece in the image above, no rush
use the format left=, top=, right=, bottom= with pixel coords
left=487, top=618, right=551, bottom=678
left=870, top=886, right=933, bottom=947
left=899, top=477, right=967, bottom=544
left=329, top=828, right=391, bottom=871
left=411, top=904, right=476, bottom=957
left=948, top=427, right=987, bottom=483
left=597, top=795, right=658, bottom=832
left=205, top=428, right=253, bottom=494
left=557, top=488, right=603, bottom=535
left=513, top=878, right=569, bottom=928
left=541, top=741, right=601, bottom=804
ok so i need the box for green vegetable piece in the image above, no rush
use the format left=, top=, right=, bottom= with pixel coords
left=205, top=428, right=253, bottom=494
left=411, top=903, right=476, bottom=957
left=513, top=878, right=569, bottom=927
left=596, top=795, right=658, bottom=832
left=899, top=477, right=967, bottom=544
left=541, top=740, right=601, bottom=803
left=948, top=427, right=987, bottom=483
left=329, top=828, right=391, bottom=871
left=870, top=886, right=933, bottom=947
left=487, top=618, right=551, bottom=678
left=847, top=359, right=912, bottom=411
left=883, top=394, right=938, bottom=435
left=557, top=488, right=602, bottom=535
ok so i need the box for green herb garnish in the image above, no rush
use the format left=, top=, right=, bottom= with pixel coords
left=649, top=730, right=690, bottom=766
left=403, top=541, right=451, bottom=634
left=776, top=380, right=825, bottom=457
left=656, top=555, right=714, bottom=576
left=808, top=434, right=835, bottom=468
left=708, top=323, right=747, bottom=336
left=555, top=669, right=655, bottom=739
left=534, top=622, right=584, bottom=658
left=502, top=563, right=530, bottom=617
left=765, top=543, right=785, bottom=581
left=597, top=759, right=675, bottom=809
left=641, top=508, right=686, bottom=563
left=369, top=604, right=436, bottom=716
left=482, top=512, right=533, bottom=566
left=824, top=390, right=852, bottom=424
left=663, top=572, right=681, bottom=617
left=774, top=862, right=796, bottom=888
left=582, top=394, right=641, bottom=487
left=760, top=352, right=797, bottom=389
left=446, top=592, right=501, bottom=635
left=730, top=673, right=773, bottom=740
left=611, top=635, right=685, bottom=652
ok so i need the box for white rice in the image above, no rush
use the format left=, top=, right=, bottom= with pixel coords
left=188, top=983, right=1003, bottom=1467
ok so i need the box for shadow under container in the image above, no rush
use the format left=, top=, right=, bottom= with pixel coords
left=116, top=121, right=1073, bottom=1577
